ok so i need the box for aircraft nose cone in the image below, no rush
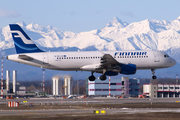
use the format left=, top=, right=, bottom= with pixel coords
left=170, top=58, right=176, bottom=66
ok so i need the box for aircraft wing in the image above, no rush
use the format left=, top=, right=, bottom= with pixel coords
left=101, top=54, right=118, bottom=65
left=99, top=54, right=122, bottom=70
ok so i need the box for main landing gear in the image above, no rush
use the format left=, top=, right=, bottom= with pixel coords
left=151, top=69, right=157, bottom=79
left=88, top=72, right=96, bottom=81
left=88, top=72, right=107, bottom=81
left=100, top=74, right=107, bottom=81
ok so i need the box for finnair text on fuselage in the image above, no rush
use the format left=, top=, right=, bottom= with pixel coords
left=114, top=52, right=147, bottom=56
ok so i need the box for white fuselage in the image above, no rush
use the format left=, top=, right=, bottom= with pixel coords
left=7, top=50, right=176, bottom=73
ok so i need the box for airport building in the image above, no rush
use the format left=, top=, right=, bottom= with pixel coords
left=52, top=76, right=61, bottom=96
left=0, top=70, right=37, bottom=98
left=86, top=77, right=140, bottom=97
left=143, top=84, right=180, bottom=98
left=64, top=76, right=72, bottom=96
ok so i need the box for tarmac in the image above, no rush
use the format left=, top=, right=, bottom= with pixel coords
left=1, top=97, right=180, bottom=116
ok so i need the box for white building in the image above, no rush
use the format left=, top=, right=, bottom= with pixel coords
left=64, top=76, right=72, bottom=95
left=13, top=70, right=17, bottom=94
left=52, top=76, right=61, bottom=96
left=143, top=84, right=180, bottom=98
left=6, top=70, right=10, bottom=92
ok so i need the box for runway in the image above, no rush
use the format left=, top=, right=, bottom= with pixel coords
left=1, top=108, right=180, bottom=116
left=1, top=97, right=180, bottom=105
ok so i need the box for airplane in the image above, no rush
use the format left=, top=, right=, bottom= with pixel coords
left=7, top=24, right=176, bottom=81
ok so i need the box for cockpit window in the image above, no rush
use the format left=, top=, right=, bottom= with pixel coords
left=164, top=54, right=169, bottom=58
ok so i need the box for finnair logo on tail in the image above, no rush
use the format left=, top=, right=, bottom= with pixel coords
left=12, top=31, right=34, bottom=44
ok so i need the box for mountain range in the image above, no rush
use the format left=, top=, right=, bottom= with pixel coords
left=1, top=16, right=180, bottom=80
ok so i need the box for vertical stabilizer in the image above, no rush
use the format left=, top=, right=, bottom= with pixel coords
left=9, top=24, right=44, bottom=54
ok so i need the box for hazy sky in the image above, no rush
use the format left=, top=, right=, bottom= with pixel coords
left=0, top=0, right=180, bottom=33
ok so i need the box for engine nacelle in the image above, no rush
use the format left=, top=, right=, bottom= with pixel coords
left=120, top=64, right=136, bottom=75
left=104, top=71, right=118, bottom=76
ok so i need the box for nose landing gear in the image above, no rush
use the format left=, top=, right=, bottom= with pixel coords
left=151, top=69, right=157, bottom=79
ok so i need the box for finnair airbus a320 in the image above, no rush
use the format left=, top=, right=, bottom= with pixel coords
left=7, top=24, right=176, bottom=81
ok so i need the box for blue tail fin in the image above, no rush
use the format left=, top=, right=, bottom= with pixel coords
left=9, top=24, right=44, bottom=54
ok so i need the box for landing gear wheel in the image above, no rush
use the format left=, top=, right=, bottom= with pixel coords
left=151, top=69, right=157, bottom=79
left=152, top=75, right=157, bottom=79
left=89, top=75, right=95, bottom=81
left=100, top=75, right=107, bottom=81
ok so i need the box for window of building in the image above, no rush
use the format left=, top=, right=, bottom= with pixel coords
left=122, top=81, right=124, bottom=85
left=154, top=87, right=156, bottom=89
left=154, top=95, right=156, bottom=97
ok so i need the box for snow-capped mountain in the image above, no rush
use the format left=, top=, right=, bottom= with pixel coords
left=1, top=17, right=180, bottom=80
left=1, top=17, right=180, bottom=52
